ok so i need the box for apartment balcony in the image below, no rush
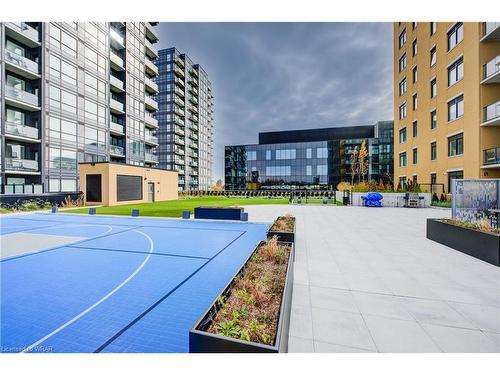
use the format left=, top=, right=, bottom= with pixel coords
left=145, top=39, right=158, bottom=59
left=175, top=106, right=185, bottom=117
left=189, top=114, right=199, bottom=123
left=145, top=22, right=159, bottom=43
left=174, top=136, right=185, bottom=145
left=190, top=77, right=199, bottom=87
left=482, top=55, right=500, bottom=84
left=110, top=98, right=125, bottom=114
left=174, top=157, right=185, bottom=165
left=5, top=85, right=40, bottom=111
left=145, top=114, right=158, bottom=128
left=190, top=69, right=199, bottom=78
left=481, top=22, right=500, bottom=41
left=174, top=96, right=185, bottom=107
left=188, top=122, right=198, bottom=132
left=145, top=96, right=159, bottom=112
left=175, top=146, right=185, bottom=155
left=188, top=132, right=198, bottom=141
left=175, top=87, right=185, bottom=97
left=175, top=66, right=185, bottom=78
left=481, top=100, right=500, bottom=126
left=189, top=106, right=199, bottom=114
left=175, top=77, right=185, bottom=87
left=188, top=141, right=198, bottom=149
left=110, top=75, right=125, bottom=92
left=5, top=122, right=40, bottom=142
left=110, top=145, right=125, bottom=157
left=189, top=85, right=199, bottom=95
left=145, top=59, right=159, bottom=77
left=174, top=126, right=185, bottom=136
left=145, top=77, right=159, bottom=94
left=190, top=151, right=199, bottom=158
left=110, top=121, right=125, bottom=135
left=174, top=117, right=185, bottom=126
left=3, top=183, right=43, bottom=195
left=190, top=170, right=199, bottom=176
left=110, top=28, right=125, bottom=49
left=110, top=51, right=125, bottom=71
left=482, top=147, right=500, bottom=169
left=145, top=134, right=159, bottom=146
left=175, top=57, right=185, bottom=68
left=4, top=157, right=39, bottom=174
left=189, top=160, right=199, bottom=167
left=178, top=179, right=185, bottom=185
left=4, top=50, right=40, bottom=80
left=5, top=22, right=40, bottom=48
left=145, top=153, right=159, bottom=163
left=189, top=96, right=199, bottom=105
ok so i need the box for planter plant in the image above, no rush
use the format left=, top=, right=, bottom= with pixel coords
left=267, top=215, right=296, bottom=243
left=189, top=236, right=294, bottom=352
left=427, top=218, right=500, bottom=266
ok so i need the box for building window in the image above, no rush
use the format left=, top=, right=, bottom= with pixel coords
left=447, top=170, right=463, bottom=193
left=412, top=39, right=417, bottom=56
left=266, top=150, right=271, bottom=160
left=431, top=141, right=437, bottom=160
left=412, top=22, right=417, bottom=30
left=316, top=147, right=328, bottom=158
left=399, top=29, right=407, bottom=48
left=317, top=165, right=327, bottom=176
left=430, top=46, right=437, bottom=66
left=430, top=78, right=437, bottom=98
left=430, top=22, right=437, bottom=35
left=399, top=53, right=407, bottom=72
left=412, top=66, right=418, bottom=83
left=412, top=121, right=418, bottom=137
left=399, top=127, right=407, bottom=144
left=266, top=166, right=291, bottom=177
left=399, top=152, right=407, bottom=167
left=412, top=93, right=418, bottom=110
left=448, top=57, right=464, bottom=86
left=306, top=165, right=312, bottom=176
left=247, top=150, right=257, bottom=161
left=276, top=149, right=296, bottom=160
left=306, top=148, right=312, bottom=159
left=448, top=95, right=464, bottom=121
left=399, top=176, right=407, bottom=189
left=448, top=23, right=463, bottom=51
left=399, top=78, right=407, bottom=96
left=431, top=110, right=437, bottom=129
left=399, top=103, right=407, bottom=119
left=431, top=173, right=437, bottom=185
left=448, top=133, right=464, bottom=157
left=412, top=148, right=418, bottom=164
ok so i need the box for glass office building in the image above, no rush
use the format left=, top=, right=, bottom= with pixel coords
left=225, top=122, right=394, bottom=190
left=155, top=48, right=214, bottom=191
left=0, top=22, right=160, bottom=195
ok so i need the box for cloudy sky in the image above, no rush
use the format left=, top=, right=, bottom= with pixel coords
left=157, top=23, right=394, bottom=183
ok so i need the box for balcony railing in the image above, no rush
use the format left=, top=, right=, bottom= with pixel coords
left=483, top=22, right=500, bottom=39
left=145, top=134, right=159, bottom=144
left=174, top=97, right=184, bottom=107
left=5, top=122, right=39, bottom=140
left=175, top=57, right=185, bottom=68
left=483, top=55, right=500, bottom=81
left=484, top=147, right=500, bottom=165
left=174, top=136, right=185, bottom=145
left=145, top=77, right=158, bottom=93
left=110, top=51, right=125, bottom=71
left=145, top=38, right=158, bottom=58
left=5, top=50, right=39, bottom=75
left=145, top=22, right=159, bottom=43
left=175, top=147, right=185, bottom=155
left=175, top=126, right=185, bottom=136
left=145, top=96, right=159, bottom=111
left=175, top=77, right=185, bottom=87
left=5, top=157, right=39, bottom=172
left=110, top=122, right=124, bottom=134
left=110, top=75, right=124, bottom=91
left=6, top=22, right=40, bottom=44
left=110, top=145, right=124, bottom=156
left=145, top=114, right=158, bottom=128
left=110, top=98, right=125, bottom=113
left=174, top=117, right=185, bottom=126
left=174, top=157, right=185, bottom=165
left=145, top=59, right=159, bottom=76
left=175, top=87, right=185, bottom=97
left=484, top=101, right=500, bottom=123
left=5, top=85, right=40, bottom=108
left=175, top=107, right=185, bottom=117
left=145, top=153, right=158, bottom=162
left=2, top=183, right=43, bottom=195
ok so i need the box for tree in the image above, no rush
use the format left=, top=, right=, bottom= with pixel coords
left=350, top=146, right=359, bottom=185
left=358, top=141, right=369, bottom=183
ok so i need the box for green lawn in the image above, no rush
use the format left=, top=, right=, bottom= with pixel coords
left=66, top=196, right=341, bottom=217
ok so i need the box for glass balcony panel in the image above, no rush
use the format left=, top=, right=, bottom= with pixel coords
left=484, top=101, right=500, bottom=122
left=5, top=50, right=39, bottom=75
left=5, top=157, right=39, bottom=171
left=6, top=122, right=39, bottom=139
left=484, top=147, right=500, bottom=165
left=5, top=85, right=39, bottom=107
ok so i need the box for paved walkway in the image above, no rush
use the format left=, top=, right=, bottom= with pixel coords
left=243, top=204, right=500, bottom=353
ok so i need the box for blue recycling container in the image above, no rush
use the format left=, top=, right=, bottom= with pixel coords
left=131, top=208, right=140, bottom=217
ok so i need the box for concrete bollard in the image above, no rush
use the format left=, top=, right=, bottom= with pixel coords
left=89, top=207, right=96, bottom=215
left=240, top=212, right=248, bottom=222
left=131, top=208, right=139, bottom=217
left=51, top=205, right=58, bottom=213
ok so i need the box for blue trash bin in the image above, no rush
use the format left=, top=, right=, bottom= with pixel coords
left=182, top=210, right=190, bottom=219
left=89, top=207, right=96, bottom=215
left=132, top=208, right=139, bottom=217
left=51, top=206, right=58, bottom=213
left=240, top=212, right=248, bottom=222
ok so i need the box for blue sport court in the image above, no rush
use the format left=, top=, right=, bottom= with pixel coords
left=0, top=213, right=268, bottom=353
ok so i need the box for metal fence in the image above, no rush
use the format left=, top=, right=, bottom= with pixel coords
left=451, top=179, right=500, bottom=227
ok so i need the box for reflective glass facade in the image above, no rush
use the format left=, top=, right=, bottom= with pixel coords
left=0, top=22, right=159, bottom=194
left=155, top=48, right=214, bottom=191
left=225, top=122, right=394, bottom=190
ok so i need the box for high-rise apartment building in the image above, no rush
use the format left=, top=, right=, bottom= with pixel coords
left=393, top=22, right=500, bottom=193
left=155, top=48, right=214, bottom=191
left=0, top=22, right=160, bottom=195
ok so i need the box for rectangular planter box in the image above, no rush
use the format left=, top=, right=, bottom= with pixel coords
left=427, top=219, right=500, bottom=266
left=189, top=241, right=295, bottom=353
left=194, top=206, right=243, bottom=220
left=267, top=216, right=296, bottom=243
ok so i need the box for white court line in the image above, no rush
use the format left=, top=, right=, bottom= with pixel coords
left=21, top=228, right=154, bottom=353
